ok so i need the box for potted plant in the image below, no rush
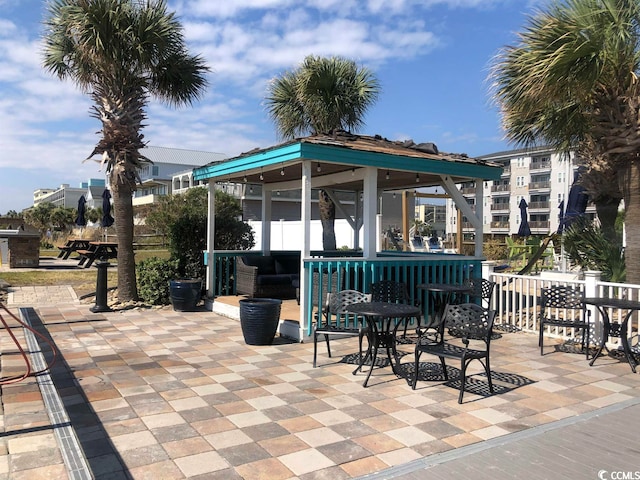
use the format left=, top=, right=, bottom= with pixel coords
left=167, top=214, right=205, bottom=311
left=239, top=298, right=282, bottom=345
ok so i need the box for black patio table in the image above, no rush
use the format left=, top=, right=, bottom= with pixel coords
left=417, top=283, right=473, bottom=332
left=345, top=302, right=421, bottom=387
left=583, top=297, right=640, bottom=373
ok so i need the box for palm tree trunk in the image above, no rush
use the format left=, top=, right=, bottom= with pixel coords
left=318, top=190, right=337, bottom=251
left=619, top=161, right=640, bottom=284
left=111, top=173, right=138, bottom=302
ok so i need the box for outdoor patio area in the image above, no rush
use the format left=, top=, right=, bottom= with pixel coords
left=1, top=288, right=640, bottom=479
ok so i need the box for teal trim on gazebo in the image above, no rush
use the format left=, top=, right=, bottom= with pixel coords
left=193, top=140, right=502, bottom=183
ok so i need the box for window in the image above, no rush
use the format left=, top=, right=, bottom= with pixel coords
left=558, top=171, right=565, bottom=183
left=152, top=166, right=159, bottom=176
left=516, top=176, right=525, bottom=187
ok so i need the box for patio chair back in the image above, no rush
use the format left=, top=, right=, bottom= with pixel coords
left=313, top=290, right=371, bottom=368
left=539, top=285, right=590, bottom=359
left=412, top=303, right=496, bottom=403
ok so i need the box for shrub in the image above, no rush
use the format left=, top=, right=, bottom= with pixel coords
left=137, top=257, right=179, bottom=305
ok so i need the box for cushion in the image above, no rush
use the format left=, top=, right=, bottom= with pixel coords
left=255, top=274, right=294, bottom=286
left=274, top=255, right=300, bottom=275
left=241, top=256, right=275, bottom=274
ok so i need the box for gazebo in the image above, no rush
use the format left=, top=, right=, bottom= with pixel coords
left=193, top=131, right=502, bottom=341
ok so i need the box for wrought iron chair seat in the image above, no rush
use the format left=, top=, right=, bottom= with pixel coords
left=539, top=285, right=591, bottom=359
left=412, top=303, right=495, bottom=403
left=416, top=341, right=488, bottom=361
left=313, top=290, right=372, bottom=368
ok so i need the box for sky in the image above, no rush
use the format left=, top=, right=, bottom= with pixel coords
left=0, top=0, right=545, bottom=214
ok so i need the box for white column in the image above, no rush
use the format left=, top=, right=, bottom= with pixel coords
left=584, top=270, right=602, bottom=347
left=261, top=190, right=272, bottom=254
left=299, top=161, right=312, bottom=340
left=362, top=167, right=378, bottom=258
left=206, top=182, right=216, bottom=299
left=475, top=178, right=483, bottom=257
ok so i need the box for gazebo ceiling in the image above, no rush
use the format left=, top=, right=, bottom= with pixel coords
left=193, top=131, right=502, bottom=191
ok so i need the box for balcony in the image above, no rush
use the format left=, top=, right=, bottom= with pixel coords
left=490, top=221, right=509, bottom=229
left=528, top=201, right=550, bottom=210
left=491, top=184, right=511, bottom=194
left=491, top=203, right=510, bottom=211
left=529, top=181, right=551, bottom=190
left=501, top=167, right=511, bottom=176
left=461, top=187, right=476, bottom=195
left=529, top=220, right=550, bottom=229
left=530, top=160, right=551, bottom=170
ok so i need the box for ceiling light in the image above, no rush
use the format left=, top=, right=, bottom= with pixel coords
left=280, top=167, right=285, bottom=176
left=415, top=173, right=420, bottom=183
left=386, top=170, right=390, bottom=180
left=316, top=163, right=322, bottom=172
left=259, top=169, right=263, bottom=181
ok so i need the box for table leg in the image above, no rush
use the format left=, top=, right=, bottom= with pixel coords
left=589, top=308, right=610, bottom=367
left=620, top=314, right=638, bottom=373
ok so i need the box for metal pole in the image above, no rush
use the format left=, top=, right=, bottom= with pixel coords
left=90, top=260, right=112, bottom=313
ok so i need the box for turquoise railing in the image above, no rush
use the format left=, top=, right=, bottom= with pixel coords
left=302, top=255, right=480, bottom=335
left=205, top=250, right=481, bottom=337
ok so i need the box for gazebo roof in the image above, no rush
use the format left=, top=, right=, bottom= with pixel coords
left=193, top=131, right=502, bottom=191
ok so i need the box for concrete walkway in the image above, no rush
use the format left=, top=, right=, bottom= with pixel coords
left=1, top=285, right=639, bottom=479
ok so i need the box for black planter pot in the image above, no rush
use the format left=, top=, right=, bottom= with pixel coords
left=239, top=298, right=282, bottom=345
left=169, top=279, right=202, bottom=312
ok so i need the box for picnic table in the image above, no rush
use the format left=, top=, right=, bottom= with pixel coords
left=77, top=242, right=118, bottom=268
left=57, top=239, right=91, bottom=259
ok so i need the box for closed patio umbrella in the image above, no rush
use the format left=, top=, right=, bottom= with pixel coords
left=517, top=198, right=531, bottom=237
left=563, top=169, right=589, bottom=229
left=75, top=195, right=87, bottom=228
left=102, top=189, right=114, bottom=228
left=557, top=200, right=565, bottom=234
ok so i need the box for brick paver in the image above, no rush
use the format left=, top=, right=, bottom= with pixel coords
left=0, top=285, right=639, bottom=479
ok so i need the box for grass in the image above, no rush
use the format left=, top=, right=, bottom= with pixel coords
left=1, top=249, right=170, bottom=298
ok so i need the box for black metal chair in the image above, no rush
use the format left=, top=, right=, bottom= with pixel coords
left=464, top=277, right=496, bottom=309
left=539, top=285, right=591, bottom=359
left=412, top=303, right=496, bottom=403
left=313, top=289, right=371, bottom=368
left=370, top=280, right=419, bottom=337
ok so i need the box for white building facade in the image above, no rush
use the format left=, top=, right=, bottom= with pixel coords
left=445, top=146, right=597, bottom=242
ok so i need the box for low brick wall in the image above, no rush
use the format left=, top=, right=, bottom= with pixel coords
left=8, top=236, right=39, bottom=268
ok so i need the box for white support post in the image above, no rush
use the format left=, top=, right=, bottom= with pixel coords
left=299, top=161, right=312, bottom=341
left=475, top=178, right=483, bottom=257
left=584, top=270, right=602, bottom=347
left=261, top=190, right=272, bottom=255
left=206, top=182, right=216, bottom=301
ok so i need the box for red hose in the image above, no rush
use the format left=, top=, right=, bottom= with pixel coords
left=0, top=301, right=58, bottom=385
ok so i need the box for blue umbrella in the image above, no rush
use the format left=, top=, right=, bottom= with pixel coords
left=102, top=189, right=114, bottom=228
left=557, top=200, right=565, bottom=234
left=75, top=195, right=87, bottom=227
left=517, top=198, right=531, bottom=237
left=563, top=168, right=589, bottom=229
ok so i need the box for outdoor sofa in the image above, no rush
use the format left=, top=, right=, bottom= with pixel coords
left=235, top=254, right=300, bottom=299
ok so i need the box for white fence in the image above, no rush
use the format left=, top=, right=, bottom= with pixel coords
left=487, top=265, right=640, bottom=353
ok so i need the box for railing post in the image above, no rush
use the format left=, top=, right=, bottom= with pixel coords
left=584, top=270, right=602, bottom=347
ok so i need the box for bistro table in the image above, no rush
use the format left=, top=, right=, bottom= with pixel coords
left=417, top=283, right=473, bottom=334
left=345, top=302, right=421, bottom=387
left=584, top=297, right=640, bottom=373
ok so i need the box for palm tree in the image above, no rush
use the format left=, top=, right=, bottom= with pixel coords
left=490, top=0, right=640, bottom=282
left=266, top=55, right=380, bottom=250
left=42, top=0, right=209, bottom=301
